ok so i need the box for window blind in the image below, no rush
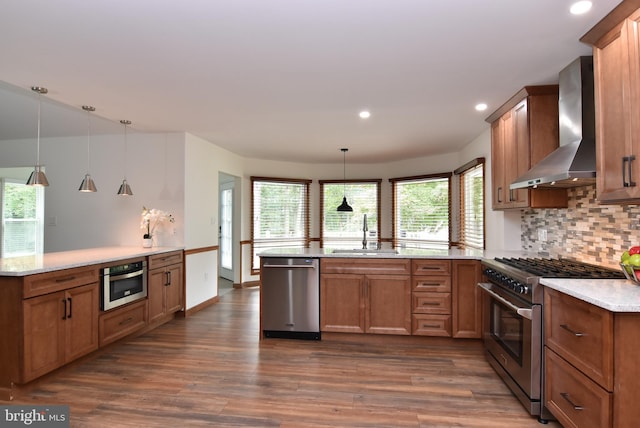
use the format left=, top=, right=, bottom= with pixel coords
left=459, top=163, right=485, bottom=249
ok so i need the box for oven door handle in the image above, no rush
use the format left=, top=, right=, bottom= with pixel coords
left=478, top=282, right=533, bottom=320
left=109, top=270, right=144, bottom=282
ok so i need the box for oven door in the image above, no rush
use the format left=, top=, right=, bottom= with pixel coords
left=478, top=282, right=542, bottom=410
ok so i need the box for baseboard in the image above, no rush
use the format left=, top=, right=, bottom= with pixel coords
left=185, top=296, right=220, bottom=317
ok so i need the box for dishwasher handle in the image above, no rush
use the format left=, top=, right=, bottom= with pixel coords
left=262, top=264, right=317, bottom=269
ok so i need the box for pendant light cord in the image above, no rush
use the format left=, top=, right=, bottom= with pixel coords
left=36, top=92, right=41, bottom=165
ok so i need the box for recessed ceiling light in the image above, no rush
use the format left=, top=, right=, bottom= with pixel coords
left=359, top=110, right=371, bottom=119
left=475, top=103, right=488, bottom=112
left=570, top=1, right=592, bottom=15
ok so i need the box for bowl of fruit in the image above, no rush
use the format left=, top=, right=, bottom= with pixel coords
left=620, top=246, right=640, bottom=284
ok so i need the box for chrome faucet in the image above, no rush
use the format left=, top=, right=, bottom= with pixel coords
left=362, top=214, right=368, bottom=249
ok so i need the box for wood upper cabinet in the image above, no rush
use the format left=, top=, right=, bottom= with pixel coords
left=320, top=258, right=411, bottom=335
left=148, top=251, right=184, bottom=324
left=22, top=281, right=99, bottom=383
left=582, top=4, right=640, bottom=203
left=451, top=260, right=482, bottom=339
left=487, top=86, right=568, bottom=210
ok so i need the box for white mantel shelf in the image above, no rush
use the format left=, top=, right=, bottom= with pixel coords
left=541, top=278, right=640, bottom=312
left=0, top=246, right=184, bottom=276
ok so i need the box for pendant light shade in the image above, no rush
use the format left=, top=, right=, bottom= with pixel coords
left=337, top=148, right=353, bottom=212
left=117, top=120, right=133, bottom=196
left=79, top=105, right=97, bottom=192
left=27, top=86, right=50, bottom=187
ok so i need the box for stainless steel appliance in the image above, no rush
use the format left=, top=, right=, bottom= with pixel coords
left=478, top=257, right=623, bottom=423
left=101, top=259, right=147, bottom=311
left=260, top=257, right=320, bottom=340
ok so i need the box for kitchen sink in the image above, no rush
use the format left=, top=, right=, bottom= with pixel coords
left=331, top=249, right=399, bottom=255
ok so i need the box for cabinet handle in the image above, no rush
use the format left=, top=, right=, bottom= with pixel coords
left=55, top=275, right=76, bottom=283
left=497, top=186, right=503, bottom=203
left=560, top=324, right=584, bottom=337
left=119, top=317, right=134, bottom=326
left=509, top=188, right=515, bottom=202
left=560, top=392, right=584, bottom=411
left=421, top=324, right=441, bottom=329
left=62, top=299, right=67, bottom=320
left=421, top=302, right=441, bottom=306
left=623, top=156, right=637, bottom=187
left=629, top=155, right=636, bottom=187
left=67, top=297, right=72, bottom=319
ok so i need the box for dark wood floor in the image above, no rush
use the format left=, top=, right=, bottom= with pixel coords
left=12, top=288, right=560, bottom=427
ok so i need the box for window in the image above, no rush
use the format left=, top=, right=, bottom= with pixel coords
left=320, top=180, right=380, bottom=249
left=391, top=173, right=451, bottom=249
left=251, top=177, right=311, bottom=271
left=455, top=158, right=485, bottom=249
left=1, top=179, right=44, bottom=257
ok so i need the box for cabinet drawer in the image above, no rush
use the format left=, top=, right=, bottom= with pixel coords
left=412, top=314, right=451, bottom=337
left=412, top=259, right=451, bottom=276
left=321, top=258, right=411, bottom=275
left=545, top=348, right=612, bottom=428
left=99, top=299, right=148, bottom=346
left=544, top=288, right=613, bottom=390
left=412, top=276, right=451, bottom=292
left=23, top=266, right=99, bottom=298
left=148, top=251, right=183, bottom=270
left=412, top=292, right=451, bottom=314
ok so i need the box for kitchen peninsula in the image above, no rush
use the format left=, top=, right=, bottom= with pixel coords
left=0, top=246, right=184, bottom=401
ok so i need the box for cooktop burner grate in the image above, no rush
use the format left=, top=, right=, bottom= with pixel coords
left=494, top=257, right=625, bottom=279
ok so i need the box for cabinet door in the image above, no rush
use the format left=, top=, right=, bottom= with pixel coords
left=65, top=283, right=99, bottom=362
left=148, top=268, right=167, bottom=324
left=511, top=100, right=530, bottom=207
left=452, top=260, right=482, bottom=338
left=165, top=264, right=183, bottom=314
left=23, top=291, right=66, bottom=382
left=491, top=116, right=507, bottom=209
left=594, top=14, right=640, bottom=202
left=365, top=274, right=411, bottom=335
left=320, top=273, right=365, bottom=333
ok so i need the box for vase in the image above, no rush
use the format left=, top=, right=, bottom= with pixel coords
left=142, top=238, right=153, bottom=248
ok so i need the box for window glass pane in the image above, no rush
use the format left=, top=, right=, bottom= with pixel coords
left=394, top=177, right=449, bottom=249
left=322, top=182, right=379, bottom=249
left=2, top=180, right=44, bottom=257
left=252, top=179, right=309, bottom=269
left=460, top=164, right=484, bottom=249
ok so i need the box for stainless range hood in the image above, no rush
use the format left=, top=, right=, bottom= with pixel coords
left=510, top=56, right=595, bottom=189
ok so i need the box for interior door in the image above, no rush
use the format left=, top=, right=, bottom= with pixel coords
left=219, top=178, right=234, bottom=281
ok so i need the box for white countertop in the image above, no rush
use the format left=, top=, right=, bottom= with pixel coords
left=258, top=247, right=535, bottom=259
left=0, top=246, right=183, bottom=276
left=541, top=277, right=640, bottom=312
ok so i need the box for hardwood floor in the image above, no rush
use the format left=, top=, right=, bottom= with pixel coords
left=12, top=288, right=560, bottom=427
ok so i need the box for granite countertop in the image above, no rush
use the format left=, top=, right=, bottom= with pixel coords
left=258, top=247, right=535, bottom=260
left=541, top=277, right=640, bottom=312
left=0, top=246, right=184, bottom=276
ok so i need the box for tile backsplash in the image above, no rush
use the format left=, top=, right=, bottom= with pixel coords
left=521, top=185, right=640, bottom=269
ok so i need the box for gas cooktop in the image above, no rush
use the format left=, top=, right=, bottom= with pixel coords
left=493, top=257, right=624, bottom=279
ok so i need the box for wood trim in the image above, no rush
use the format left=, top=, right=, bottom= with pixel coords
left=184, top=295, right=219, bottom=317
left=388, top=172, right=452, bottom=183
left=241, top=280, right=260, bottom=288
left=318, top=178, right=383, bottom=184
left=184, top=246, right=218, bottom=256
left=485, top=85, right=558, bottom=123
left=249, top=176, right=312, bottom=184
left=580, top=0, right=640, bottom=46
left=240, top=240, right=251, bottom=245
left=454, top=157, right=485, bottom=175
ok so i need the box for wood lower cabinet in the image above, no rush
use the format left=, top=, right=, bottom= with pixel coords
left=99, top=299, right=148, bottom=346
left=544, top=287, right=640, bottom=427
left=320, top=258, right=411, bottom=335
left=451, top=260, right=482, bottom=338
left=148, top=251, right=184, bottom=324
left=411, top=260, right=451, bottom=336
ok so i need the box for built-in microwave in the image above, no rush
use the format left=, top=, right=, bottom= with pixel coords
left=101, top=259, right=147, bottom=311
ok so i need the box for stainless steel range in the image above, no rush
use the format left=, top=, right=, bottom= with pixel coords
left=478, top=257, right=623, bottom=423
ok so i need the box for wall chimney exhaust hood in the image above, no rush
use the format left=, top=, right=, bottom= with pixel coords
left=510, top=56, right=595, bottom=189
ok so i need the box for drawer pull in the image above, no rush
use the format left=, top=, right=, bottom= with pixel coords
left=55, top=275, right=76, bottom=283
left=421, top=324, right=440, bottom=329
left=119, top=317, right=134, bottom=326
left=560, top=392, right=584, bottom=411
left=560, top=324, right=584, bottom=337
left=418, top=282, right=442, bottom=286
left=418, top=267, right=440, bottom=271
left=421, top=302, right=440, bottom=306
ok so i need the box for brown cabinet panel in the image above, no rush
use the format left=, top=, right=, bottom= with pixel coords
left=412, top=314, right=451, bottom=337
left=99, top=299, right=148, bottom=346
left=321, top=258, right=411, bottom=275
left=452, top=260, right=482, bottom=339
left=320, top=273, right=365, bottom=333
left=412, top=292, right=451, bottom=315
left=65, top=283, right=100, bottom=362
left=412, top=259, right=451, bottom=276
left=23, top=266, right=98, bottom=299
left=148, top=253, right=184, bottom=324
left=412, top=275, right=451, bottom=292
left=366, top=275, right=411, bottom=335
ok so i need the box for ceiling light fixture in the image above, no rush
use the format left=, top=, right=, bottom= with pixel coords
left=117, top=119, right=133, bottom=196
left=475, top=103, right=488, bottom=112
left=337, top=148, right=353, bottom=212
left=78, top=105, right=97, bottom=192
left=359, top=110, right=371, bottom=119
left=570, top=1, right=592, bottom=15
left=26, top=86, right=50, bottom=187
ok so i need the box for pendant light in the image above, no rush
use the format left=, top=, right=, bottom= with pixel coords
left=117, top=119, right=133, bottom=196
left=26, top=86, right=50, bottom=186
left=78, top=105, right=97, bottom=192
left=337, top=148, right=353, bottom=212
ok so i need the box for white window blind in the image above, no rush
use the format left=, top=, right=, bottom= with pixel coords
left=1, top=179, right=44, bottom=258
left=251, top=177, right=310, bottom=270
left=321, top=181, right=380, bottom=249
left=459, top=162, right=485, bottom=249
left=392, top=174, right=451, bottom=249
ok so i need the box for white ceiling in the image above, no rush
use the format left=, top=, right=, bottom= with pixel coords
left=0, top=0, right=622, bottom=164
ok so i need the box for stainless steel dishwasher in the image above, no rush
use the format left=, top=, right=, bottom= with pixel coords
left=260, top=257, right=320, bottom=340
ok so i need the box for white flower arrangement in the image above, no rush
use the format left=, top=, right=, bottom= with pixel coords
left=141, top=206, right=175, bottom=239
